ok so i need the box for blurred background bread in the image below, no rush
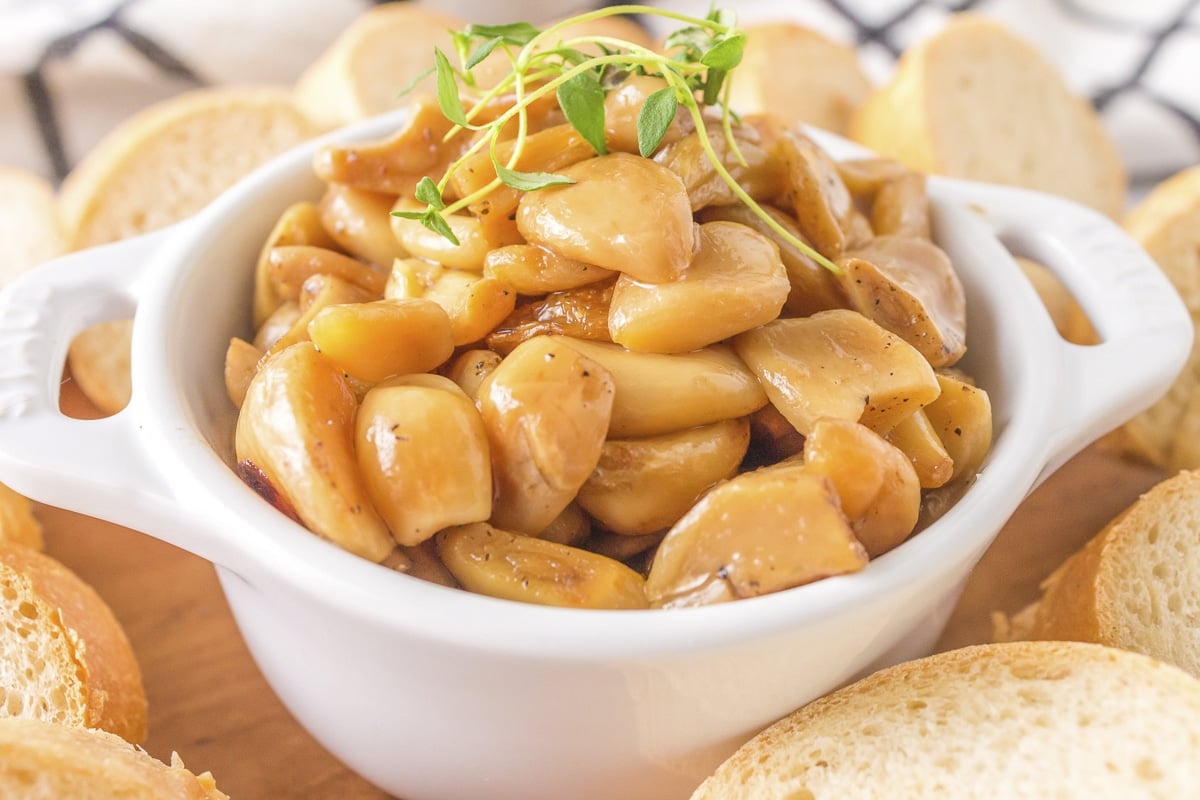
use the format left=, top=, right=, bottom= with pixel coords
left=59, top=86, right=317, bottom=250
left=849, top=15, right=1127, bottom=219
left=1105, top=166, right=1200, bottom=472
left=728, top=22, right=870, bottom=135
left=0, top=717, right=227, bottom=799
left=691, top=641, right=1200, bottom=799
left=997, top=470, right=1200, bottom=680
left=294, top=3, right=466, bottom=130
left=0, top=540, right=148, bottom=743
left=0, top=484, right=44, bottom=552
left=0, top=168, right=64, bottom=287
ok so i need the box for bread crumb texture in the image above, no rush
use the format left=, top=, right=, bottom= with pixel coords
left=0, top=717, right=228, bottom=799
left=849, top=15, right=1126, bottom=219
left=0, top=542, right=147, bottom=742
left=59, top=87, right=317, bottom=250
left=1009, top=470, right=1200, bottom=679
left=691, top=641, right=1200, bottom=799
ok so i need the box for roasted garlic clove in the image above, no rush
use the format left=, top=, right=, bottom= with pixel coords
left=699, top=202, right=847, bottom=318
left=318, top=185, right=409, bottom=269
left=264, top=273, right=379, bottom=358
left=577, top=417, right=750, bottom=536
left=446, top=348, right=503, bottom=400
left=838, top=235, right=967, bottom=367
left=478, top=336, right=615, bottom=535
left=357, top=374, right=492, bottom=546
left=603, top=74, right=687, bottom=156
left=312, top=97, right=460, bottom=196
left=437, top=523, right=648, bottom=609
left=772, top=126, right=854, bottom=259
left=924, top=371, right=993, bottom=482
left=235, top=342, right=393, bottom=562
left=552, top=337, right=768, bottom=438
left=224, top=337, right=262, bottom=410
left=734, top=309, right=941, bottom=436
left=884, top=410, right=955, bottom=489
left=608, top=220, right=790, bottom=353
left=253, top=201, right=339, bottom=327
left=802, top=418, right=921, bottom=558
left=486, top=281, right=615, bottom=356
left=390, top=197, right=491, bottom=270
left=483, top=243, right=614, bottom=296
left=306, top=297, right=454, bottom=383
left=653, top=120, right=784, bottom=211
left=266, top=244, right=388, bottom=300
left=516, top=152, right=694, bottom=283
left=646, top=464, right=868, bottom=608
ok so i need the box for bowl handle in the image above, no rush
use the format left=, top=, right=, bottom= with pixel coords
left=0, top=225, right=250, bottom=570
left=937, top=179, right=1193, bottom=485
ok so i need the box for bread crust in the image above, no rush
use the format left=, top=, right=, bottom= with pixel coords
left=1007, top=471, right=1200, bottom=678
left=0, top=717, right=227, bottom=799
left=692, top=641, right=1200, bottom=799
left=0, top=541, right=148, bottom=743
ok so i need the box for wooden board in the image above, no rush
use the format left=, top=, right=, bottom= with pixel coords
left=35, top=380, right=1165, bottom=798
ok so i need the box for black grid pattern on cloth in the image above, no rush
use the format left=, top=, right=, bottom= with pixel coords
left=19, top=0, right=1200, bottom=183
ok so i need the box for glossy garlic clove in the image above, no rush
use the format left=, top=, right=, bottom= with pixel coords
left=516, top=152, right=695, bottom=284
left=437, top=523, right=648, bottom=609
left=478, top=336, right=614, bottom=535
left=357, top=374, right=492, bottom=546
left=235, top=342, right=394, bottom=562
left=646, top=464, right=868, bottom=608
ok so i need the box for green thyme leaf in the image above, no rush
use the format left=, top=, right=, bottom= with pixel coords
left=396, top=65, right=435, bottom=99
left=493, top=160, right=576, bottom=191
left=434, top=48, right=469, bottom=127
left=414, top=176, right=445, bottom=210
left=390, top=206, right=461, bottom=246
left=700, top=33, right=745, bottom=72
left=465, top=21, right=541, bottom=46
left=557, top=70, right=608, bottom=155
left=466, top=37, right=503, bottom=70
left=637, top=87, right=678, bottom=157
left=664, top=25, right=709, bottom=56
left=422, top=211, right=460, bottom=246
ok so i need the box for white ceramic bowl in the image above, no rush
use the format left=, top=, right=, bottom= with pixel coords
left=0, top=115, right=1189, bottom=800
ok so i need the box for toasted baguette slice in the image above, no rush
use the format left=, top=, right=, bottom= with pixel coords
left=67, top=318, right=133, bottom=416
left=849, top=15, right=1126, bottom=219
left=0, top=167, right=64, bottom=285
left=1104, top=166, right=1200, bottom=470
left=692, top=641, right=1200, bottom=799
left=728, top=23, right=870, bottom=135
left=294, top=3, right=466, bottom=130
left=59, top=87, right=317, bottom=249
left=1013, top=257, right=1097, bottom=345
left=0, top=541, right=147, bottom=743
left=997, top=470, right=1200, bottom=679
left=0, top=483, right=43, bottom=551
left=0, top=717, right=227, bottom=799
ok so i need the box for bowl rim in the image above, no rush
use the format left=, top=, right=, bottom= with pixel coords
left=130, top=111, right=1056, bottom=659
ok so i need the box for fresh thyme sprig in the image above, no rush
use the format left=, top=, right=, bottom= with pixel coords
left=391, top=5, right=840, bottom=274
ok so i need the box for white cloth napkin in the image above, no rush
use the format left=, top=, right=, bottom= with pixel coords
left=2, top=0, right=1197, bottom=191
